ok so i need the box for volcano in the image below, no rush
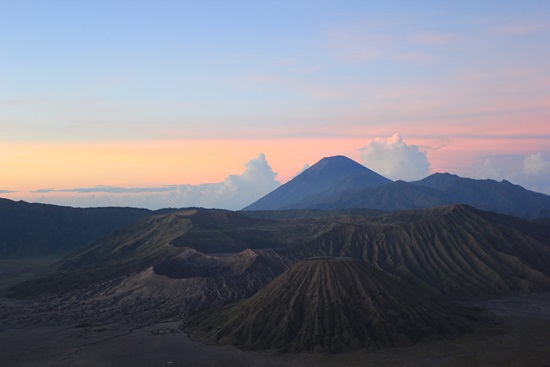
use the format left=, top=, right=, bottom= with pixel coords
left=185, top=257, right=479, bottom=353
left=243, top=155, right=550, bottom=219
left=243, top=156, right=391, bottom=211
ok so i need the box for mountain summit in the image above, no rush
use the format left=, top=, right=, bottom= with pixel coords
left=243, top=156, right=550, bottom=219
left=243, top=156, right=391, bottom=210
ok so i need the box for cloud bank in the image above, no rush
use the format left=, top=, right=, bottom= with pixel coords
left=516, top=152, right=550, bottom=194
left=34, top=186, right=176, bottom=194
left=523, top=152, right=550, bottom=175
left=32, top=154, right=281, bottom=210
left=358, top=133, right=430, bottom=181
left=474, top=152, right=550, bottom=195
left=294, top=164, right=311, bottom=177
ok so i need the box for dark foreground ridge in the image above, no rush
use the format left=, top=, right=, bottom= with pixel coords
left=185, top=257, right=481, bottom=353
left=9, top=205, right=550, bottom=302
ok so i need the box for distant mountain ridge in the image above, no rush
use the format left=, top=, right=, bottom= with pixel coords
left=244, top=156, right=550, bottom=219
left=413, top=173, right=550, bottom=219
left=0, top=198, right=165, bottom=257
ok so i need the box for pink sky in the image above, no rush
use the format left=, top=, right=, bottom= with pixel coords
left=1, top=2, right=549, bottom=209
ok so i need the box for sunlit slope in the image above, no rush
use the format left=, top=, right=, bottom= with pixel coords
left=186, top=257, right=480, bottom=353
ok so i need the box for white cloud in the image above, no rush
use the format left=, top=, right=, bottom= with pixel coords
left=476, top=158, right=502, bottom=179
left=470, top=152, right=550, bottom=195
left=29, top=154, right=281, bottom=210
left=523, top=152, right=550, bottom=175
left=180, top=153, right=280, bottom=209
left=516, top=152, right=550, bottom=195
left=294, top=164, right=310, bottom=177
left=358, top=133, right=430, bottom=181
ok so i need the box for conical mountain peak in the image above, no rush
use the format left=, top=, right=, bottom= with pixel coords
left=186, top=257, right=479, bottom=352
left=243, top=156, right=391, bottom=210
left=310, top=155, right=365, bottom=169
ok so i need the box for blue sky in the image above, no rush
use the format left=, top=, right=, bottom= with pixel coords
left=1, top=1, right=549, bottom=209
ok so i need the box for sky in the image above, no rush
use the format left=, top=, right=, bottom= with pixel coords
left=1, top=0, right=549, bottom=210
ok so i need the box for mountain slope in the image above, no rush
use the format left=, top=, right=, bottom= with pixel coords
left=8, top=205, right=550, bottom=327
left=243, top=156, right=550, bottom=219
left=0, top=198, right=157, bottom=257
left=412, top=173, right=550, bottom=219
left=185, top=257, right=480, bottom=352
left=11, top=205, right=550, bottom=299
left=243, top=156, right=391, bottom=210
left=7, top=209, right=322, bottom=297
left=98, top=248, right=293, bottom=323
left=315, top=180, right=450, bottom=211
left=282, top=205, right=550, bottom=296
left=317, top=175, right=550, bottom=219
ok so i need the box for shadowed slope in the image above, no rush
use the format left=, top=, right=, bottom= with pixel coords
left=2, top=247, right=294, bottom=327
left=186, top=257, right=479, bottom=353
left=0, top=198, right=157, bottom=257
left=243, top=156, right=391, bottom=210
left=240, top=207, right=387, bottom=220
left=283, top=205, right=550, bottom=296
left=314, top=180, right=449, bottom=211
left=7, top=209, right=319, bottom=298
left=98, top=248, right=293, bottom=322
left=412, top=173, right=550, bottom=219
left=8, top=211, right=192, bottom=297
left=295, top=175, right=550, bottom=219
left=11, top=205, right=550, bottom=300
left=243, top=156, right=550, bottom=219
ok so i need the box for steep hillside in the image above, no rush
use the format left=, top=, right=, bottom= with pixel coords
left=0, top=198, right=156, bottom=257
left=2, top=247, right=294, bottom=327
left=282, top=205, right=550, bottom=296
left=243, top=156, right=391, bottom=210
left=11, top=205, right=550, bottom=300
left=7, top=209, right=321, bottom=298
left=103, top=248, right=293, bottom=323
left=185, top=257, right=480, bottom=352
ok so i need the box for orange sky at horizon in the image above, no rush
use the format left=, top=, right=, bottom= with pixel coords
left=2, top=134, right=550, bottom=194
left=1, top=138, right=366, bottom=191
